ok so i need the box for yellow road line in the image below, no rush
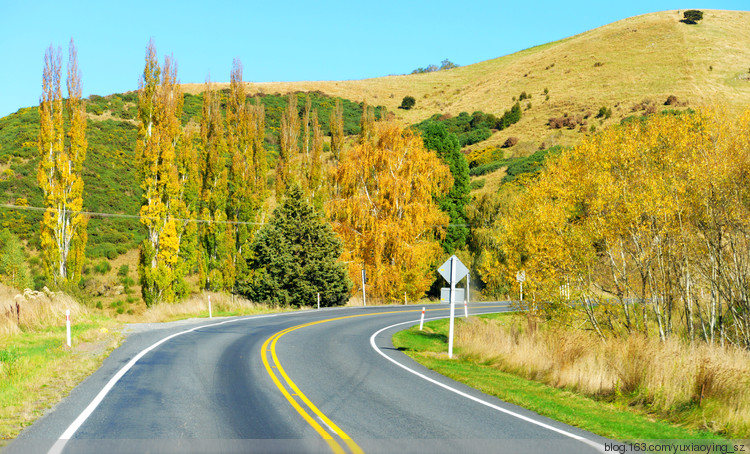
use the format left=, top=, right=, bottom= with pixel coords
left=261, top=305, right=510, bottom=454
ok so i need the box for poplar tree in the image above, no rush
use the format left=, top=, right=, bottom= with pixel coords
left=359, top=100, right=375, bottom=144
left=136, top=41, right=191, bottom=305
left=37, top=39, right=88, bottom=288
left=329, top=98, right=344, bottom=161
left=308, top=109, right=323, bottom=201
left=198, top=80, right=234, bottom=291
left=227, top=59, right=266, bottom=288
left=276, top=93, right=300, bottom=197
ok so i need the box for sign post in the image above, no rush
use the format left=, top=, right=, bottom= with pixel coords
left=438, top=255, right=470, bottom=359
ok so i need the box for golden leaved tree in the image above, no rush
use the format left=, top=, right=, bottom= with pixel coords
left=37, top=39, right=88, bottom=288
left=329, top=121, right=451, bottom=302
left=136, top=41, right=193, bottom=305
left=226, top=59, right=267, bottom=288
left=481, top=109, right=750, bottom=347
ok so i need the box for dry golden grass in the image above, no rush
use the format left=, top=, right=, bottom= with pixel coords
left=456, top=316, right=750, bottom=437
left=0, top=283, right=86, bottom=336
left=130, top=291, right=272, bottom=323
left=182, top=10, right=750, bottom=154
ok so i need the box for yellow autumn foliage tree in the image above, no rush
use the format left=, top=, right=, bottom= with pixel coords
left=329, top=121, right=451, bottom=302
left=136, top=41, right=192, bottom=305
left=482, top=108, right=750, bottom=348
left=37, top=39, right=88, bottom=288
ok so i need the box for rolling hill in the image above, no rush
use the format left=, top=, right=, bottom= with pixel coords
left=2, top=8, right=750, bottom=292
left=183, top=10, right=750, bottom=152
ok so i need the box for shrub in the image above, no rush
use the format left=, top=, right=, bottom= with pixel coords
left=519, top=91, right=529, bottom=101
left=93, top=261, right=111, bottom=275
left=470, top=179, right=486, bottom=190
left=502, top=137, right=519, bottom=148
left=400, top=96, right=416, bottom=110
left=664, top=95, right=678, bottom=106
left=117, top=265, right=129, bottom=277
left=596, top=106, right=612, bottom=119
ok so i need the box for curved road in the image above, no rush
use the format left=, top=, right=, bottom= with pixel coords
left=9, top=304, right=611, bottom=454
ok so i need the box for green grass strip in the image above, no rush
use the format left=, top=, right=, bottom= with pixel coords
left=392, top=317, right=723, bottom=442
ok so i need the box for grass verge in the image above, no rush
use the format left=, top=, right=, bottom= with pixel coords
left=392, top=316, right=726, bottom=442
left=0, top=315, right=122, bottom=444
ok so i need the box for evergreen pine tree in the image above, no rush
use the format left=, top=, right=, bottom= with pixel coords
left=239, top=184, right=351, bottom=307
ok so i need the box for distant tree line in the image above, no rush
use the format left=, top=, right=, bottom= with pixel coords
left=411, top=59, right=459, bottom=74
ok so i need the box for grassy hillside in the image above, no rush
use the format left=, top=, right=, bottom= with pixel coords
left=182, top=10, right=750, bottom=152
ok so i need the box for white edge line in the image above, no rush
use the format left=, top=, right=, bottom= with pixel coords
left=49, top=313, right=282, bottom=454
left=369, top=316, right=606, bottom=454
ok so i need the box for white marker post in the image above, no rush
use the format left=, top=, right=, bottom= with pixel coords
left=208, top=295, right=213, bottom=319
left=465, top=274, right=470, bottom=318
left=448, top=256, right=456, bottom=359
left=317, top=292, right=320, bottom=310
left=404, top=292, right=407, bottom=306
left=419, top=307, right=425, bottom=331
left=361, top=268, right=367, bottom=307
left=65, top=310, right=71, bottom=347
left=516, top=270, right=526, bottom=303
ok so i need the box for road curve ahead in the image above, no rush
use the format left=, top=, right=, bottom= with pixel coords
left=9, top=304, right=613, bottom=454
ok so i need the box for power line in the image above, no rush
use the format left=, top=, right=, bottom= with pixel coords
left=0, top=204, right=266, bottom=226
left=1, top=203, right=477, bottom=228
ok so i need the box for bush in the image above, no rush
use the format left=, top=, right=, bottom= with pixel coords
left=117, top=265, right=129, bottom=277
left=664, top=95, right=678, bottom=106
left=400, top=96, right=416, bottom=110
left=470, top=179, right=486, bottom=190
left=596, top=106, right=612, bottom=119
left=93, top=261, right=111, bottom=275
left=502, top=137, right=519, bottom=148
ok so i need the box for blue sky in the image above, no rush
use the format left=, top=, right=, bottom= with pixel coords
left=0, top=1, right=747, bottom=117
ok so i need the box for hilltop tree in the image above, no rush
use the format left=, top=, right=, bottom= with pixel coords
left=682, top=10, right=703, bottom=24
left=330, top=121, right=451, bottom=302
left=239, top=184, right=351, bottom=307
left=198, top=79, right=234, bottom=291
left=136, top=41, right=192, bottom=305
left=399, top=96, right=416, bottom=110
left=37, top=39, right=88, bottom=288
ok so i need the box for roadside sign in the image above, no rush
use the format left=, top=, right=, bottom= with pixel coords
left=441, top=288, right=465, bottom=303
left=516, top=270, right=526, bottom=283
left=438, top=255, right=469, bottom=283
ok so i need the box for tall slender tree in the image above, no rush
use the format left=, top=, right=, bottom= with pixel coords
left=227, top=59, right=266, bottom=289
left=198, top=79, right=234, bottom=291
left=37, top=39, right=88, bottom=288
left=136, top=41, right=191, bottom=305
left=276, top=93, right=300, bottom=197
left=329, top=98, right=344, bottom=162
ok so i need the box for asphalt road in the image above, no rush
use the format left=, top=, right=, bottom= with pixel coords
left=8, top=303, right=613, bottom=454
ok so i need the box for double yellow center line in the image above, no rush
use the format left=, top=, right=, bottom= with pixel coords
left=261, top=314, right=369, bottom=454
left=260, top=305, right=510, bottom=454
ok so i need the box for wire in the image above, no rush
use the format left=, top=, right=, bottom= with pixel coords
left=0, top=204, right=266, bottom=226
left=1, top=204, right=474, bottom=227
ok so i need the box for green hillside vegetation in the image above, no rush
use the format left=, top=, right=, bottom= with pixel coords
left=0, top=91, right=383, bottom=270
